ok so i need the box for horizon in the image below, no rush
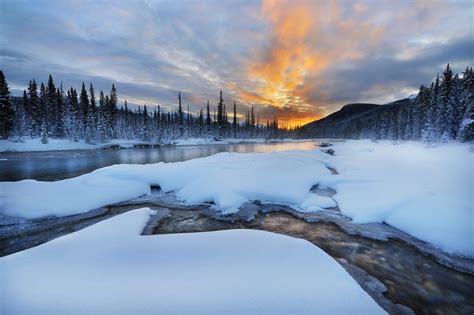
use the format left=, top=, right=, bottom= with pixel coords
left=1, top=0, right=473, bottom=126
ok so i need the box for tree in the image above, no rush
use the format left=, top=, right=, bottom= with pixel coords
left=217, top=91, right=224, bottom=138
left=178, top=93, right=184, bottom=137
left=0, top=71, right=14, bottom=138
left=79, top=82, right=89, bottom=137
left=28, top=79, right=41, bottom=137
left=54, top=87, right=65, bottom=138
left=206, top=100, right=211, bottom=137
left=109, top=84, right=118, bottom=138
left=142, top=105, right=149, bottom=141
left=233, top=101, right=237, bottom=138
left=46, top=74, right=58, bottom=136
left=12, top=90, right=29, bottom=137
left=438, top=64, right=455, bottom=141
left=97, top=91, right=107, bottom=142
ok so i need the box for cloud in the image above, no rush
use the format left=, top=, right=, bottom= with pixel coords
left=0, top=0, right=471, bottom=126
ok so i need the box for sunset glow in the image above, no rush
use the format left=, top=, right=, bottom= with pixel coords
left=1, top=0, right=472, bottom=126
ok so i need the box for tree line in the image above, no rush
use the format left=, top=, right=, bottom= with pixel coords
left=0, top=71, right=297, bottom=143
left=303, top=64, right=473, bottom=142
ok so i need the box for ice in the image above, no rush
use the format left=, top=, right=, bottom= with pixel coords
left=0, top=208, right=385, bottom=315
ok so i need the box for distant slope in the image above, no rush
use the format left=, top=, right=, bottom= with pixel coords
left=301, top=98, right=413, bottom=139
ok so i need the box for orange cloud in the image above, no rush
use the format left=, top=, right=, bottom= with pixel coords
left=237, top=0, right=385, bottom=126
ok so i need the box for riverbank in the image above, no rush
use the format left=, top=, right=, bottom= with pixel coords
left=2, top=192, right=473, bottom=314
left=0, top=137, right=305, bottom=153
left=2, top=140, right=472, bottom=256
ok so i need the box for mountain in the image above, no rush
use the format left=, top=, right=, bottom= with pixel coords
left=301, top=98, right=414, bottom=139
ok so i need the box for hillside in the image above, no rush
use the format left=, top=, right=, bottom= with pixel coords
left=301, top=98, right=416, bottom=139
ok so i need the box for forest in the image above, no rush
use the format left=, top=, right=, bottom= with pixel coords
left=0, top=72, right=297, bottom=143
left=0, top=64, right=472, bottom=144
left=303, top=64, right=473, bottom=142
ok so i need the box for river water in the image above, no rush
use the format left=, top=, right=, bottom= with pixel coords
left=0, top=141, right=318, bottom=181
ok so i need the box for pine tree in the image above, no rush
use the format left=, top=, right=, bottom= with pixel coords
left=206, top=100, right=211, bottom=137
left=89, top=83, right=97, bottom=129
left=12, top=91, right=28, bottom=138
left=46, top=74, right=57, bottom=136
left=458, top=67, right=474, bottom=141
left=55, top=87, right=65, bottom=138
left=39, top=83, right=48, bottom=137
left=217, top=91, right=224, bottom=138
left=109, top=84, right=118, bottom=138
left=0, top=71, right=14, bottom=138
left=79, top=82, right=89, bottom=137
left=28, top=80, right=41, bottom=137
left=40, top=118, right=48, bottom=144
left=142, top=105, right=149, bottom=141
left=178, top=93, right=184, bottom=137
left=438, top=64, right=455, bottom=141
left=97, top=90, right=107, bottom=142
left=233, top=101, right=237, bottom=138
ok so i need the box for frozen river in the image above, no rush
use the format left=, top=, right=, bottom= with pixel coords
left=0, top=141, right=318, bottom=181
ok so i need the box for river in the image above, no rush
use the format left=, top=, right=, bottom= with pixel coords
left=0, top=141, right=318, bottom=181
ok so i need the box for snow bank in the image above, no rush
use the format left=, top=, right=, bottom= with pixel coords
left=0, top=138, right=144, bottom=152
left=1, top=140, right=472, bottom=256
left=0, top=208, right=384, bottom=314
left=0, top=137, right=301, bottom=152
left=322, top=140, right=474, bottom=256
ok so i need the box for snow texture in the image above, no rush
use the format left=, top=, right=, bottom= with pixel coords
left=0, top=208, right=384, bottom=315
left=1, top=140, right=472, bottom=256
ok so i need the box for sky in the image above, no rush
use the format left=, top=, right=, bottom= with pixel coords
left=1, top=0, right=472, bottom=126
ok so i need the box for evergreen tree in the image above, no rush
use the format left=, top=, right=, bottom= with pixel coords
left=109, top=84, right=118, bottom=138
left=79, top=82, right=89, bottom=137
left=142, top=105, right=149, bottom=141
left=0, top=71, right=14, bottom=138
left=438, top=64, right=455, bottom=140
left=46, top=74, right=57, bottom=136
left=55, top=87, right=65, bottom=138
left=28, top=79, right=41, bottom=137
left=217, top=91, right=224, bottom=138
left=97, top=90, right=107, bottom=142
left=233, top=101, right=237, bottom=138
left=39, top=83, right=47, bottom=136
left=178, top=93, right=184, bottom=137
left=206, top=100, right=211, bottom=137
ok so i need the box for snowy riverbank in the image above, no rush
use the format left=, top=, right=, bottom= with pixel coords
left=1, top=140, right=472, bottom=256
left=1, top=208, right=384, bottom=314
left=0, top=137, right=303, bottom=153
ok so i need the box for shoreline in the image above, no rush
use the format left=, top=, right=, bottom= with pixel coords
left=0, top=137, right=313, bottom=154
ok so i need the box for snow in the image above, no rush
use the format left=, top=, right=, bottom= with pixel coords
left=0, top=208, right=384, bottom=315
left=1, top=140, right=472, bottom=256
left=0, top=138, right=143, bottom=152
left=322, top=140, right=473, bottom=256
left=0, top=137, right=301, bottom=152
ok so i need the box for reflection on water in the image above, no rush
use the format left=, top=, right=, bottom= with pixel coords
left=0, top=141, right=318, bottom=181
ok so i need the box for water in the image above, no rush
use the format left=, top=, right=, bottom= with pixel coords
left=0, top=141, right=318, bottom=181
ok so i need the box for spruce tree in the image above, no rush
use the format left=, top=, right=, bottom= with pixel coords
left=233, top=101, right=237, bottom=138
left=46, top=74, right=57, bottom=136
left=55, top=87, right=65, bottom=138
left=206, top=100, right=211, bottom=137
left=439, top=64, right=455, bottom=140
left=0, top=71, right=14, bottom=138
left=178, top=93, right=184, bottom=137
left=142, top=105, right=149, bottom=141
left=217, top=91, right=224, bottom=138
left=28, top=79, right=41, bottom=137
left=79, top=82, right=89, bottom=137
left=109, top=84, right=118, bottom=138
left=97, top=91, right=107, bottom=142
